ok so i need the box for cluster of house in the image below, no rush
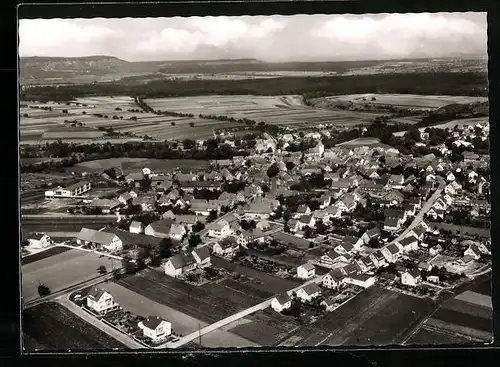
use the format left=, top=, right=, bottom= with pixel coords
left=44, top=180, right=92, bottom=198
left=85, top=286, right=172, bottom=343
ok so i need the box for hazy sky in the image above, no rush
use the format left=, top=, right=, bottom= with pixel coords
left=19, top=13, right=487, bottom=62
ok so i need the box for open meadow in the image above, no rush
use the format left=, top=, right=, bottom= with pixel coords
left=393, top=116, right=489, bottom=137
left=22, top=249, right=119, bottom=302
left=310, top=93, right=488, bottom=110
left=23, top=302, right=126, bottom=351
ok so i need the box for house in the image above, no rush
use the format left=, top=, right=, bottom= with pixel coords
left=334, top=241, right=355, bottom=255
left=427, top=275, right=440, bottom=283
left=326, top=205, right=342, bottom=218
left=190, top=199, right=220, bottom=216
left=446, top=172, right=456, bottom=182
left=312, top=210, right=331, bottom=224
left=429, top=244, right=443, bottom=256
left=320, top=250, right=350, bottom=268
left=357, top=256, right=375, bottom=273
left=27, top=233, right=51, bottom=249
left=245, top=200, right=275, bottom=219
left=401, top=269, right=422, bottom=287
left=432, top=198, right=447, bottom=211
left=294, top=205, right=311, bottom=218
left=464, top=245, right=481, bottom=260
left=297, top=263, right=316, bottom=279
left=295, top=283, right=321, bottom=302
left=321, top=298, right=337, bottom=312
left=271, top=293, right=292, bottom=313
left=212, top=236, right=240, bottom=257
left=132, top=195, right=156, bottom=211
left=379, top=272, right=398, bottom=284
left=191, top=246, right=211, bottom=267
left=86, top=287, right=118, bottom=314
left=44, top=181, right=91, bottom=198
left=418, top=262, right=433, bottom=272
left=322, top=269, right=345, bottom=289
left=208, top=220, right=233, bottom=239
left=338, top=196, right=357, bottom=212
left=161, top=210, right=176, bottom=220
left=164, top=254, right=197, bottom=277
left=138, top=316, right=172, bottom=342
left=340, top=262, right=362, bottom=277
left=381, top=243, right=402, bottom=263
left=426, top=208, right=444, bottom=220
left=361, top=227, right=381, bottom=245
left=129, top=221, right=144, bottom=234
left=408, top=197, right=422, bottom=209
left=343, top=235, right=364, bottom=251
left=370, top=250, right=387, bottom=268
left=118, top=192, right=133, bottom=204
left=297, top=214, right=316, bottom=230
left=343, top=274, right=376, bottom=288
left=319, top=195, right=332, bottom=209
left=383, top=190, right=404, bottom=205
left=459, top=255, right=475, bottom=265
left=398, top=235, right=419, bottom=253
left=444, top=184, right=457, bottom=196
left=384, top=218, right=400, bottom=231
left=76, top=228, right=123, bottom=252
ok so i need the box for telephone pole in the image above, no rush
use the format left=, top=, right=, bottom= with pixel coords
left=198, top=323, right=201, bottom=346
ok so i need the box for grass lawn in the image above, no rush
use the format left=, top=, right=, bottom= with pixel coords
left=405, top=326, right=473, bottom=345
left=23, top=302, right=126, bottom=351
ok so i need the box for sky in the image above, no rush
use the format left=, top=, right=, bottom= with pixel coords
left=18, top=13, right=487, bottom=62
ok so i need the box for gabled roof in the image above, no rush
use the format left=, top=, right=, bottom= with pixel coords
left=275, top=293, right=292, bottom=305
left=325, top=269, right=345, bottom=282
left=338, top=241, right=354, bottom=252
left=129, top=221, right=143, bottom=229
left=147, top=219, right=175, bottom=235
left=343, top=235, right=360, bottom=245
left=168, top=254, right=196, bottom=269
left=299, top=262, right=315, bottom=272
left=299, top=214, right=314, bottom=224
left=142, top=315, right=166, bottom=330
left=301, top=282, right=321, bottom=295
left=399, top=235, right=419, bottom=246
left=386, top=243, right=401, bottom=254
left=364, top=227, right=381, bottom=239
left=192, top=246, right=210, bottom=261
left=87, top=286, right=107, bottom=302
left=407, top=268, right=421, bottom=278
left=77, top=228, right=96, bottom=242
left=28, top=232, right=48, bottom=241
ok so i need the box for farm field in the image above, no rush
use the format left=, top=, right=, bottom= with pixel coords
left=66, top=157, right=210, bottom=174
left=21, top=246, right=71, bottom=265
left=222, top=308, right=301, bottom=346
left=144, top=95, right=380, bottom=128
left=116, top=268, right=272, bottom=324
left=405, top=326, right=472, bottom=345
left=413, top=287, right=493, bottom=344
left=23, top=302, right=126, bottom=351
left=22, top=249, right=119, bottom=302
left=284, top=286, right=435, bottom=346
left=211, top=256, right=301, bottom=294
left=96, top=281, right=258, bottom=348
left=310, top=94, right=488, bottom=109
left=21, top=96, right=239, bottom=143
left=430, top=222, right=490, bottom=238
left=335, top=137, right=396, bottom=150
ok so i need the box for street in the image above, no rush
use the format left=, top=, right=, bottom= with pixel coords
left=22, top=215, right=117, bottom=233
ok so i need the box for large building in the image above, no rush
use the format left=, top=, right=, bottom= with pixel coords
left=45, top=181, right=91, bottom=198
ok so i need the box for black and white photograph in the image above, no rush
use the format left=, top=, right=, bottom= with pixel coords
left=19, top=11, right=492, bottom=352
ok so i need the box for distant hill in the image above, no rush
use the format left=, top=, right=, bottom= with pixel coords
left=19, top=55, right=488, bottom=86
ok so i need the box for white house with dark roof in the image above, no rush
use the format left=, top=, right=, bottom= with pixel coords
left=76, top=228, right=123, bottom=252
left=297, top=263, right=316, bottom=279
left=322, top=269, right=345, bottom=289
left=192, top=246, right=211, bottom=267
left=343, top=274, right=376, bottom=288
left=401, top=269, right=422, bottom=287
left=361, top=227, right=381, bottom=244
left=334, top=241, right=355, bottom=255
left=271, top=293, right=292, bottom=313
left=212, top=236, right=240, bottom=257
left=27, top=232, right=51, bottom=249
left=164, top=254, right=197, bottom=277
left=370, top=250, right=387, bottom=268
left=464, top=245, right=482, bottom=260
left=138, top=316, right=172, bottom=342
left=129, top=221, right=144, bottom=234
left=320, top=250, right=350, bottom=268
left=343, top=235, right=364, bottom=251
left=208, top=220, right=233, bottom=239
left=397, top=235, right=419, bottom=253
left=382, top=243, right=402, bottom=263
left=86, top=287, right=118, bottom=314
left=296, top=283, right=321, bottom=302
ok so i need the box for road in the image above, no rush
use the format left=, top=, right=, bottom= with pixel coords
left=390, top=177, right=445, bottom=245
left=21, top=215, right=117, bottom=233
left=57, top=295, right=145, bottom=350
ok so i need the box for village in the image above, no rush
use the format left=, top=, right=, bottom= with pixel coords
left=22, top=119, right=491, bottom=347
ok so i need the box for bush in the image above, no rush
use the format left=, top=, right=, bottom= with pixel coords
left=37, top=284, right=51, bottom=297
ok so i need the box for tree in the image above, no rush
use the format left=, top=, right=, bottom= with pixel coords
left=158, top=238, right=173, bottom=258
left=207, top=210, right=218, bottom=222
left=37, top=284, right=51, bottom=297
left=122, top=255, right=136, bottom=274
left=182, top=139, right=196, bottom=150
left=189, top=122, right=195, bottom=127
left=267, top=163, right=280, bottom=178
left=188, top=234, right=201, bottom=247
left=96, top=265, right=107, bottom=274
left=171, top=121, right=176, bottom=126
left=285, top=161, right=295, bottom=171
left=192, top=221, right=205, bottom=232
left=112, top=269, right=122, bottom=280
